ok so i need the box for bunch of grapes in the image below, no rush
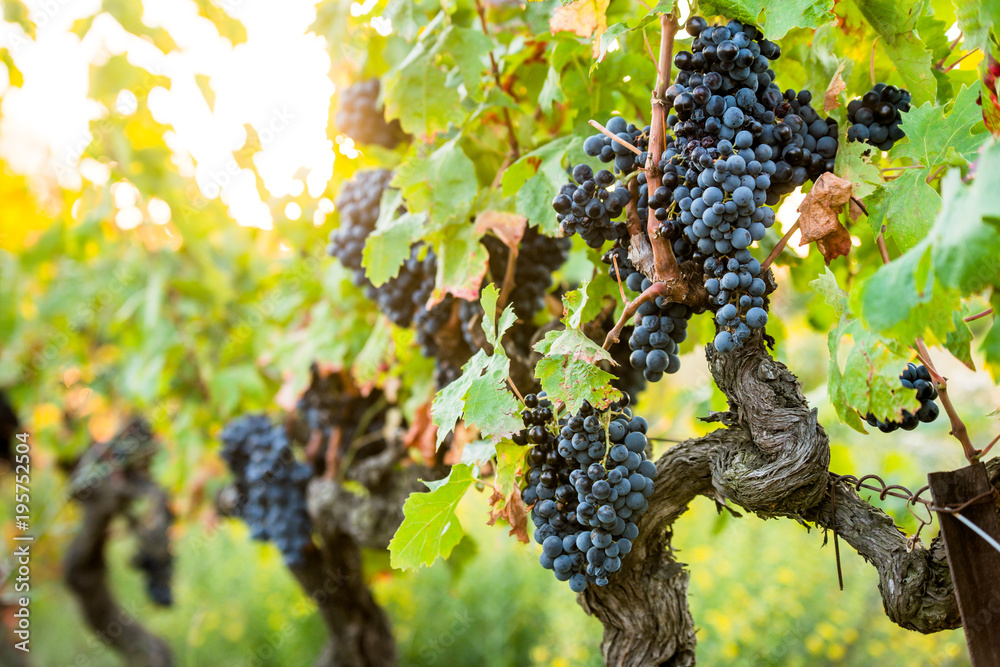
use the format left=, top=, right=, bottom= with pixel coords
left=659, top=16, right=840, bottom=353
left=335, top=79, right=408, bottom=148
left=846, top=83, right=910, bottom=151
left=552, top=161, right=631, bottom=248
left=864, top=363, right=940, bottom=432
left=516, top=393, right=656, bottom=593
left=132, top=549, right=173, bottom=607
left=220, top=415, right=314, bottom=567
left=626, top=280, right=690, bottom=383
left=327, top=168, right=395, bottom=289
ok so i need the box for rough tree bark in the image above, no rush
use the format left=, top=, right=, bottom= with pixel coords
left=299, top=437, right=440, bottom=667
left=64, top=475, right=173, bottom=667
left=582, top=337, right=992, bottom=665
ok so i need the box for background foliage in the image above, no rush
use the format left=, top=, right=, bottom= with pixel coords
left=0, top=0, right=997, bottom=663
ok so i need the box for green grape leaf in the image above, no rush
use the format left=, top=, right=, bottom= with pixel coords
left=492, top=439, right=529, bottom=511
left=858, top=140, right=1000, bottom=332
left=384, top=48, right=463, bottom=138
left=389, top=464, right=476, bottom=570
left=834, top=138, right=882, bottom=201
left=479, top=283, right=518, bottom=349
left=363, top=211, right=426, bottom=287
left=432, top=222, right=490, bottom=303
left=944, top=307, right=976, bottom=371
left=534, top=352, right=620, bottom=413
left=461, top=439, right=497, bottom=466
left=440, top=26, right=492, bottom=94
left=891, top=84, right=988, bottom=168
left=865, top=170, right=940, bottom=251
left=393, top=139, right=478, bottom=230
left=982, top=315, right=1000, bottom=381
left=533, top=286, right=619, bottom=412
left=502, top=136, right=576, bottom=235
left=854, top=247, right=962, bottom=344
left=539, top=66, right=565, bottom=115
left=953, top=0, right=1000, bottom=54
left=848, top=0, right=936, bottom=102
left=809, top=266, right=848, bottom=318
left=832, top=318, right=921, bottom=423
left=826, top=319, right=868, bottom=433
left=431, top=306, right=521, bottom=449
left=698, top=0, right=834, bottom=39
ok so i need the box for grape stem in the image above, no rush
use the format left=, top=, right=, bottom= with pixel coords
left=611, top=254, right=628, bottom=305
left=869, top=38, right=878, bottom=86
left=602, top=281, right=667, bottom=350
left=979, top=432, right=1000, bottom=459
left=935, top=32, right=965, bottom=69
left=644, top=12, right=681, bottom=282
left=474, top=0, right=519, bottom=159
left=874, top=227, right=978, bottom=461
left=913, top=337, right=978, bottom=464
left=965, top=307, right=994, bottom=322
left=588, top=119, right=643, bottom=156
left=942, top=50, right=976, bottom=73
left=641, top=27, right=658, bottom=71
left=506, top=377, right=524, bottom=403
left=496, top=244, right=519, bottom=313
left=875, top=228, right=891, bottom=264
left=760, top=221, right=800, bottom=272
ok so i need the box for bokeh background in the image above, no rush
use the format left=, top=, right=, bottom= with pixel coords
left=0, top=0, right=990, bottom=664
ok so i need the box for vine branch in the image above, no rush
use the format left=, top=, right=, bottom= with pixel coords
left=644, top=12, right=681, bottom=282
left=914, top=337, right=977, bottom=463
left=474, top=0, right=519, bottom=159
left=603, top=282, right=667, bottom=349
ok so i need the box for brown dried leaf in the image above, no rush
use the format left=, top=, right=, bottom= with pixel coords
left=848, top=197, right=865, bottom=222
left=797, top=172, right=854, bottom=264
left=824, top=62, right=847, bottom=112
left=403, top=401, right=437, bottom=467
left=816, top=224, right=853, bottom=263
left=474, top=211, right=527, bottom=248
left=487, top=485, right=529, bottom=544
left=549, top=0, right=608, bottom=39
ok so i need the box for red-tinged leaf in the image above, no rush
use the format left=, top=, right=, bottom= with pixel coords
left=549, top=0, right=609, bottom=39
left=474, top=211, right=527, bottom=248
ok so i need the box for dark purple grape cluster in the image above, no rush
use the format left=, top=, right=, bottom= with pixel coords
left=220, top=415, right=314, bottom=567
left=847, top=83, right=910, bottom=150
left=656, top=16, right=841, bottom=353
left=335, top=79, right=408, bottom=148
left=327, top=168, right=394, bottom=288
left=132, top=549, right=173, bottom=606
left=552, top=162, right=631, bottom=248
left=864, top=363, right=940, bottom=432
left=516, top=393, right=656, bottom=593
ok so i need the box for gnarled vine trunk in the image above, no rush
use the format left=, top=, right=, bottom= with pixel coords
left=580, top=339, right=985, bottom=665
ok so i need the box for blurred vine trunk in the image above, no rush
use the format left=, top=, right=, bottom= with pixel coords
left=290, top=533, right=396, bottom=667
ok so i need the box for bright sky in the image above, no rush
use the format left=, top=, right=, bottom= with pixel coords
left=0, top=0, right=341, bottom=229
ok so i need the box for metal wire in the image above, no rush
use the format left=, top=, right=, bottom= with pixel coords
left=828, top=471, right=999, bottom=551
